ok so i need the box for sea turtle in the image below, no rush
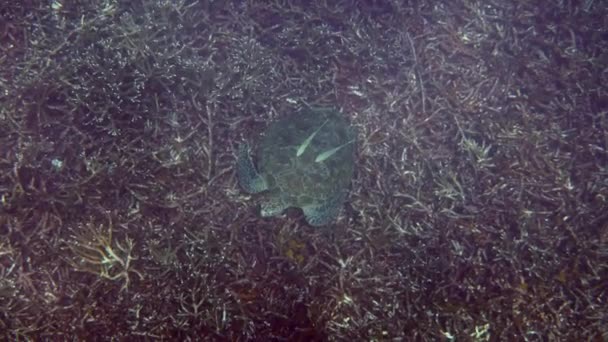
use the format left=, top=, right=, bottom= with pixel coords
left=237, top=107, right=355, bottom=226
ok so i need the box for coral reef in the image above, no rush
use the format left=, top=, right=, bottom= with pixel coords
left=1, top=0, right=606, bottom=339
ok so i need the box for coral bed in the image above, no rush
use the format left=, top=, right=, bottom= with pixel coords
left=1, top=0, right=606, bottom=340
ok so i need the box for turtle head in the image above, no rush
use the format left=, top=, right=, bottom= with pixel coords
left=260, top=196, right=288, bottom=217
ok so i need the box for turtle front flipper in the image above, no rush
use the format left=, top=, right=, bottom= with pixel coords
left=237, top=143, right=268, bottom=194
left=302, top=191, right=346, bottom=226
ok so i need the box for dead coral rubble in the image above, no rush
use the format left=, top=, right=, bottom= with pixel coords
left=1, top=0, right=606, bottom=340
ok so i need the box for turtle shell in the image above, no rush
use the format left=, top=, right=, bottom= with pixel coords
left=257, top=108, right=355, bottom=213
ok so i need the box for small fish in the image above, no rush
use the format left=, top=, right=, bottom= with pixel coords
left=315, top=139, right=355, bottom=163
left=296, top=118, right=330, bottom=157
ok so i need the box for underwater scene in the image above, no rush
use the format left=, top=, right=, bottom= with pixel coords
left=0, top=0, right=606, bottom=340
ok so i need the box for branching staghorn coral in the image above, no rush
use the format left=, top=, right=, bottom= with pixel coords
left=66, top=221, right=142, bottom=292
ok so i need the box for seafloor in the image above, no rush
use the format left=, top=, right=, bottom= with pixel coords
left=1, top=0, right=606, bottom=340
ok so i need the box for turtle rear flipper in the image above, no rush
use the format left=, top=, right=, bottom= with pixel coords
left=302, top=191, right=345, bottom=226
left=237, top=143, right=268, bottom=194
